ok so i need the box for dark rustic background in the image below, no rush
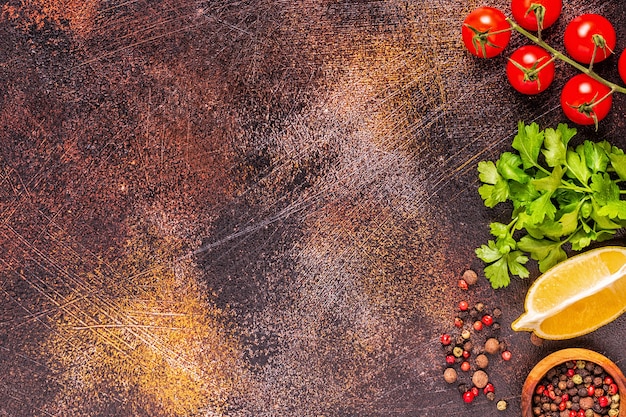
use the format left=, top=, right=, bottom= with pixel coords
left=0, top=0, right=625, bottom=416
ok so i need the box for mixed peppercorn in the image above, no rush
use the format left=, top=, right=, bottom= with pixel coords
left=439, top=276, right=510, bottom=409
left=532, top=360, right=620, bottom=417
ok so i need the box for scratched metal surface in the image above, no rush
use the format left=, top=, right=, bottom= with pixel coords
left=0, top=0, right=625, bottom=416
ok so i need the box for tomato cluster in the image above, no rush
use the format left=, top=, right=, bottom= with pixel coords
left=462, top=1, right=626, bottom=128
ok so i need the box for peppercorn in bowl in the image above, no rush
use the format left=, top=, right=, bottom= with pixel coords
left=522, top=348, right=626, bottom=417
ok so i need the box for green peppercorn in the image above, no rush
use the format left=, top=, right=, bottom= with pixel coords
left=496, top=400, right=507, bottom=411
left=576, top=360, right=586, bottom=369
left=453, top=346, right=464, bottom=358
left=609, top=409, right=619, bottom=417
left=572, top=374, right=583, bottom=385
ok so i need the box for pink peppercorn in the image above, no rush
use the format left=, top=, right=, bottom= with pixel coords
left=463, top=390, right=475, bottom=403
left=598, top=395, right=610, bottom=408
left=481, top=314, right=494, bottom=326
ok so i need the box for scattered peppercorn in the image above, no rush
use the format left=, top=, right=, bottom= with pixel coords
left=458, top=279, right=469, bottom=290
left=472, top=370, right=489, bottom=389
left=462, top=269, right=478, bottom=286
left=463, top=390, right=475, bottom=403
left=475, top=354, right=489, bottom=370
left=530, top=332, right=544, bottom=347
left=481, top=314, right=494, bottom=326
left=444, top=367, right=458, bottom=384
left=440, top=299, right=510, bottom=410
left=496, top=400, right=507, bottom=410
left=501, top=350, right=511, bottom=361
left=484, top=338, right=500, bottom=355
left=453, top=346, right=464, bottom=358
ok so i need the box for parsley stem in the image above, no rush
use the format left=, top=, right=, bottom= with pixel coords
left=559, top=181, right=592, bottom=194
left=506, top=19, right=626, bottom=95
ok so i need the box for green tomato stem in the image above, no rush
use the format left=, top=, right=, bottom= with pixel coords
left=506, top=18, right=626, bottom=95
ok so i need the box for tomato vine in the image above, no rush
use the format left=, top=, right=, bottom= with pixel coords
left=462, top=3, right=626, bottom=129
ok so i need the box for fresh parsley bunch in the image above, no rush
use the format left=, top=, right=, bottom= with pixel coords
left=476, top=121, right=626, bottom=289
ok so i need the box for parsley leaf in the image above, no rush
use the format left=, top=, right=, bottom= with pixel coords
left=566, top=146, right=591, bottom=185
left=608, top=153, right=626, bottom=180
left=512, top=120, right=544, bottom=169
left=476, top=122, right=626, bottom=288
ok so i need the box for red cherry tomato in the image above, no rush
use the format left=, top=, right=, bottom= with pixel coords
left=462, top=7, right=511, bottom=58
left=563, top=14, right=616, bottom=65
left=619, top=49, right=626, bottom=85
left=560, top=74, right=613, bottom=126
left=511, top=0, right=562, bottom=31
left=506, top=45, right=555, bottom=94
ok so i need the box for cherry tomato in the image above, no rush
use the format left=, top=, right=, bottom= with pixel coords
left=563, top=14, right=616, bottom=65
left=511, top=0, right=562, bottom=31
left=560, top=74, right=613, bottom=126
left=462, top=7, right=511, bottom=58
left=619, top=49, right=626, bottom=85
left=506, top=45, right=555, bottom=94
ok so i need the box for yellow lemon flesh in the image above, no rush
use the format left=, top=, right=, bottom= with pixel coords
left=511, top=246, right=626, bottom=340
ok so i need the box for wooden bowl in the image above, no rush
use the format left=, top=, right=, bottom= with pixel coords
left=522, top=348, right=626, bottom=417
